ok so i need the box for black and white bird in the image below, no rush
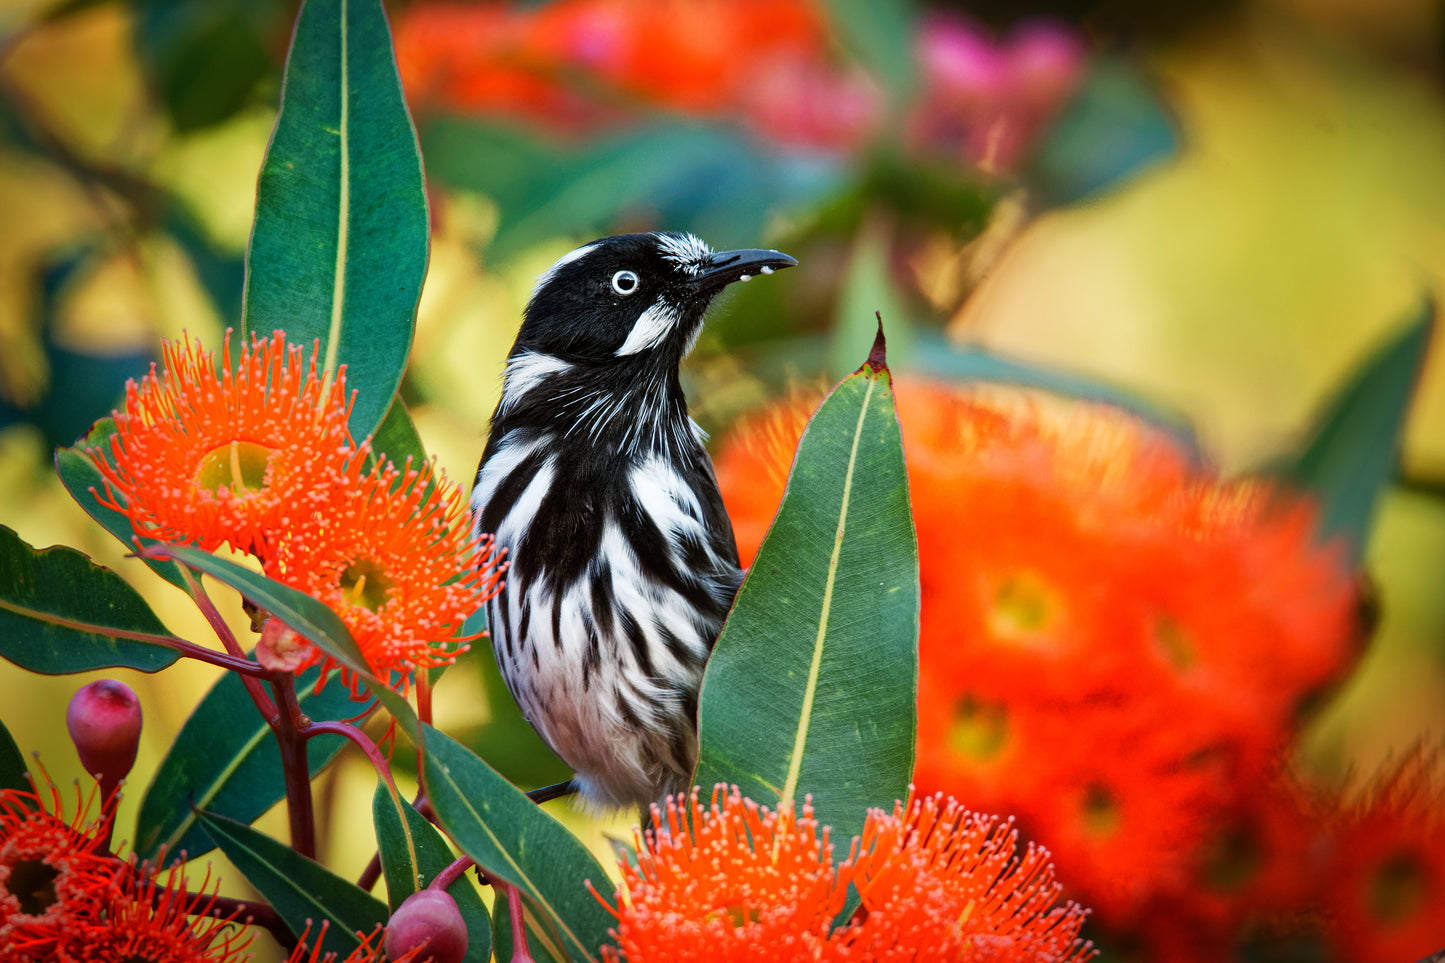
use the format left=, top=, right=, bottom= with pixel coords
left=471, top=232, right=796, bottom=812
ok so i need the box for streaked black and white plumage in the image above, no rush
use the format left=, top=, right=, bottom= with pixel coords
left=471, top=232, right=796, bottom=811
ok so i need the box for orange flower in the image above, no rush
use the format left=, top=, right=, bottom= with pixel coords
left=1320, top=751, right=1445, bottom=963
left=262, top=455, right=505, bottom=694
left=839, top=793, right=1092, bottom=962
left=67, top=862, right=250, bottom=962
left=0, top=781, right=118, bottom=961
left=713, top=381, right=1360, bottom=939
left=598, top=787, right=1092, bottom=962
left=93, top=332, right=357, bottom=559
left=600, top=787, right=846, bottom=961
left=394, top=0, right=828, bottom=125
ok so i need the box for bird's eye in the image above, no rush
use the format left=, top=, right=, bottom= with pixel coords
left=611, top=270, right=640, bottom=296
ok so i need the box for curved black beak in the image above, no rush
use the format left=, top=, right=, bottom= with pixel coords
left=691, top=248, right=797, bottom=294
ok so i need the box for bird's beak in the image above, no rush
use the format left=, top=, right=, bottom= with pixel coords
left=691, top=248, right=797, bottom=294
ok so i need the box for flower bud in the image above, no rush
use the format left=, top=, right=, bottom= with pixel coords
left=385, top=889, right=468, bottom=963
left=66, top=679, right=142, bottom=787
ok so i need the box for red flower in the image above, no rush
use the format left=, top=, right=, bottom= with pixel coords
left=261, top=455, right=505, bottom=694
left=597, top=787, right=1093, bottom=962
left=92, top=332, right=357, bottom=560
left=600, top=787, right=846, bottom=961
left=1320, top=751, right=1445, bottom=963
left=839, top=793, right=1092, bottom=962
left=66, top=862, right=250, bottom=962
left=0, top=781, right=117, bottom=962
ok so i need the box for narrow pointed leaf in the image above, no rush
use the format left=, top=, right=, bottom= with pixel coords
left=55, top=421, right=185, bottom=589
left=1279, top=297, right=1434, bottom=564
left=373, top=786, right=493, bottom=963
left=242, top=0, right=428, bottom=441
left=148, top=544, right=368, bottom=678
left=197, top=809, right=386, bottom=955
left=0, top=718, right=28, bottom=792
left=0, top=526, right=180, bottom=674
left=370, top=394, right=427, bottom=469
left=695, top=330, right=919, bottom=845
left=135, top=666, right=355, bottom=861
left=421, top=725, right=613, bottom=963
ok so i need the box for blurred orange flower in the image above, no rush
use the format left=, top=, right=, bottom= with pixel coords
left=598, top=786, right=1092, bottom=961
left=93, top=332, right=356, bottom=560
left=262, top=455, right=504, bottom=693
left=714, top=380, right=1361, bottom=951
left=1320, top=751, right=1445, bottom=963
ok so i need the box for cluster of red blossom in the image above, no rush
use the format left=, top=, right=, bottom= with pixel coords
left=89, top=333, right=502, bottom=696
left=0, top=778, right=286, bottom=962
left=601, top=787, right=1091, bottom=962
left=392, top=0, right=1084, bottom=171
left=715, top=380, right=1445, bottom=963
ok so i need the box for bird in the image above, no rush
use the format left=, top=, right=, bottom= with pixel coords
left=471, top=231, right=797, bottom=813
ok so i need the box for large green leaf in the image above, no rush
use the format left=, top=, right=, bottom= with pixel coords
left=694, top=331, right=919, bottom=845
left=373, top=786, right=493, bottom=963
left=198, top=809, right=387, bottom=956
left=422, top=725, right=614, bottom=963
left=242, top=0, right=428, bottom=441
left=1279, top=297, right=1434, bottom=565
left=0, top=526, right=180, bottom=674
left=135, top=666, right=354, bottom=861
left=0, top=717, right=28, bottom=793
left=55, top=420, right=186, bottom=590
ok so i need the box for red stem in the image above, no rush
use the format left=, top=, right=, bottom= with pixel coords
left=430, top=854, right=477, bottom=893
left=176, top=565, right=277, bottom=719
left=270, top=674, right=316, bottom=859
left=303, top=720, right=399, bottom=796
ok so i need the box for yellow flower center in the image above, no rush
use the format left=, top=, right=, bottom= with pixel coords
left=196, top=440, right=272, bottom=496
left=341, top=558, right=395, bottom=612
left=1153, top=616, right=1197, bottom=670
left=1081, top=783, right=1121, bottom=836
left=947, top=696, right=1009, bottom=761
left=987, top=571, right=1061, bottom=643
left=1370, top=850, right=1427, bottom=923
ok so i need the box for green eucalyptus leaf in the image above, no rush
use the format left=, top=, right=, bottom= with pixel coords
left=148, top=544, right=368, bottom=679
left=370, top=394, right=428, bottom=470
left=135, top=666, right=355, bottom=862
left=1279, top=296, right=1435, bottom=564
left=372, top=786, right=493, bottom=963
left=242, top=0, right=428, bottom=441
left=0, top=526, right=180, bottom=674
left=197, top=808, right=386, bottom=955
left=421, top=725, right=614, bottom=963
left=0, top=718, right=29, bottom=793
left=694, top=329, right=919, bottom=845
left=55, top=420, right=186, bottom=590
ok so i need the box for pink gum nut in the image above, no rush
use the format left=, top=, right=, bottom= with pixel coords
left=386, top=888, right=469, bottom=963
left=66, top=679, right=142, bottom=787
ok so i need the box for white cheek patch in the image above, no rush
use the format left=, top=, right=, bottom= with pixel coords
left=615, top=301, right=680, bottom=356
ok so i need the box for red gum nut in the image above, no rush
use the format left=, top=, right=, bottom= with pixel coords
left=66, top=679, right=143, bottom=785
left=386, top=889, right=469, bottom=963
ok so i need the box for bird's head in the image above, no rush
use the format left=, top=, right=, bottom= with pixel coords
left=516, top=232, right=796, bottom=365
